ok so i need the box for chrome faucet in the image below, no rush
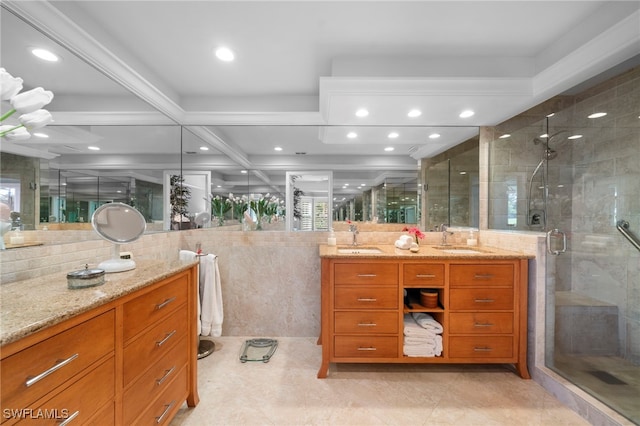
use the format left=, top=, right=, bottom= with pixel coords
left=440, top=224, right=454, bottom=245
left=349, top=224, right=359, bottom=246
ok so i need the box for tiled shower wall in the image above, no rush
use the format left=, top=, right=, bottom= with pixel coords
left=485, top=66, right=640, bottom=363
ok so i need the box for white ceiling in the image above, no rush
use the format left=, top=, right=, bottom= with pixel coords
left=1, top=0, right=639, bottom=194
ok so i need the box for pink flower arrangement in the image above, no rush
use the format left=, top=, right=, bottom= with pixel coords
left=403, top=226, right=425, bottom=244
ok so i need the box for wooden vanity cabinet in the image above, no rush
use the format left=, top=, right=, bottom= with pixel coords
left=0, top=266, right=199, bottom=425
left=318, top=258, right=529, bottom=379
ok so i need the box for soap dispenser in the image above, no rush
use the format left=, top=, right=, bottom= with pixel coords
left=327, top=228, right=337, bottom=246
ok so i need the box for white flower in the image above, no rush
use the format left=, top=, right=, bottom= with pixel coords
left=0, top=68, right=23, bottom=101
left=10, top=87, right=54, bottom=114
left=20, top=109, right=54, bottom=129
left=0, top=125, right=31, bottom=140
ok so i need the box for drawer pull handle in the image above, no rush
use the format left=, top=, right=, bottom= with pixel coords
left=474, top=298, right=495, bottom=303
left=156, top=330, right=177, bottom=347
left=156, top=296, right=177, bottom=310
left=155, top=400, right=175, bottom=424
left=356, top=274, right=377, bottom=277
left=156, top=366, right=176, bottom=385
left=474, top=322, right=495, bottom=328
left=26, top=353, right=79, bottom=387
left=357, top=347, right=377, bottom=351
left=416, top=274, right=436, bottom=278
left=356, top=298, right=377, bottom=302
left=473, top=347, right=493, bottom=352
left=58, top=410, right=80, bottom=426
left=358, top=323, right=377, bottom=327
left=474, top=274, right=494, bottom=279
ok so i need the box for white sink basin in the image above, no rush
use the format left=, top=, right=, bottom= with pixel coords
left=440, top=249, right=482, bottom=254
left=337, top=247, right=383, bottom=254
left=433, top=246, right=484, bottom=254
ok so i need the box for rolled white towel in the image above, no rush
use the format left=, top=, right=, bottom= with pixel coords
left=411, top=312, right=444, bottom=334
left=403, top=314, right=437, bottom=338
left=399, top=234, right=413, bottom=242
left=395, top=239, right=412, bottom=250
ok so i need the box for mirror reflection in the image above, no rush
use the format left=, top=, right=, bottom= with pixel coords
left=1, top=5, right=480, bottom=248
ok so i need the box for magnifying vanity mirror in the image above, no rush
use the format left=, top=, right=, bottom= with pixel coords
left=91, top=202, right=146, bottom=272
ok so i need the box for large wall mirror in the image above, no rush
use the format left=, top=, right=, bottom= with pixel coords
left=1, top=3, right=480, bottom=249
left=424, top=136, right=479, bottom=230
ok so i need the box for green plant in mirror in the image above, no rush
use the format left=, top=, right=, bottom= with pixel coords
left=211, top=195, right=231, bottom=226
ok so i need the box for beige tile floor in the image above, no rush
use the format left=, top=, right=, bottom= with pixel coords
left=171, top=336, right=590, bottom=426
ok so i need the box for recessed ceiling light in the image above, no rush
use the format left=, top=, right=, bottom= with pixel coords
left=355, top=108, right=369, bottom=117
left=546, top=112, right=555, bottom=117
left=388, top=132, right=399, bottom=139
left=240, top=170, right=248, bottom=174
left=33, top=132, right=49, bottom=138
left=215, top=47, right=235, bottom=62
left=347, top=132, right=357, bottom=139
left=199, top=146, right=209, bottom=151
left=540, top=133, right=549, bottom=138
left=459, top=110, right=475, bottom=118
left=459, top=171, right=467, bottom=175
left=429, top=133, right=440, bottom=139
left=274, top=146, right=283, bottom=151
left=588, top=112, right=607, bottom=119
left=216, top=185, right=222, bottom=188
left=31, top=48, right=59, bottom=62
left=568, top=134, right=583, bottom=140
left=407, top=109, right=422, bottom=118
left=88, top=146, right=100, bottom=151
left=499, top=134, right=511, bottom=139
left=384, top=147, right=394, bottom=152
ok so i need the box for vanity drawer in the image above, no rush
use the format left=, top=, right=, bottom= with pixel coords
left=32, top=357, right=114, bottom=426
left=449, top=313, right=514, bottom=334
left=334, top=286, right=398, bottom=309
left=403, top=263, right=445, bottom=286
left=334, top=336, right=398, bottom=358
left=123, top=336, right=188, bottom=425
left=334, top=312, right=398, bottom=334
left=1, top=310, right=115, bottom=411
left=449, top=264, right=514, bottom=287
left=334, top=263, right=398, bottom=285
left=123, top=307, right=187, bottom=385
left=449, top=288, right=514, bottom=310
left=448, top=336, right=513, bottom=358
left=123, top=273, right=189, bottom=342
left=132, top=365, right=188, bottom=426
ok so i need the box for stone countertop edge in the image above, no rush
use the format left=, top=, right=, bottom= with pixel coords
left=319, top=244, right=533, bottom=259
left=0, top=259, right=199, bottom=347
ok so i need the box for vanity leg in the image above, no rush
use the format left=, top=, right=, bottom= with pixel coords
left=317, top=361, right=329, bottom=378
left=516, top=362, right=531, bottom=379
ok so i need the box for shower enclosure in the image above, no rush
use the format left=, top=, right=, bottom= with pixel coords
left=489, top=65, right=640, bottom=424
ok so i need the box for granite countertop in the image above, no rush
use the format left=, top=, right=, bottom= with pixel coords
left=319, top=244, right=533, bottom=259
left=0, top=259, right=198, bottom=346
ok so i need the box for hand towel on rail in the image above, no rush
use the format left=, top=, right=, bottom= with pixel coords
left=199, top=254, right=224, bottom=337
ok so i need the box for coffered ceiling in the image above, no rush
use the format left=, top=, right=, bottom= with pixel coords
left=1, top=1, right=639, bottom=192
